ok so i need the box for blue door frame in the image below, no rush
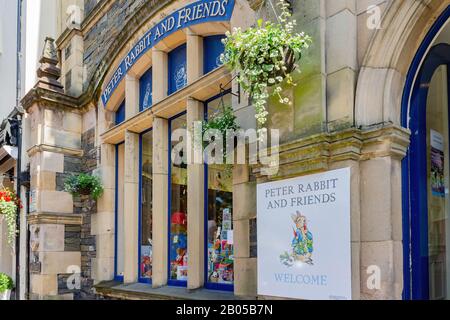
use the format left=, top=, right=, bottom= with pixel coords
left=401, top=5, right=450, bottom=300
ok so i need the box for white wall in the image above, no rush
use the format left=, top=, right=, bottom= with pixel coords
left=0, top=0, right=18, bottom=120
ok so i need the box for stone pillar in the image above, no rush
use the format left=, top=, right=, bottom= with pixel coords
left=186, top=30, right=203, bottom=84
left=123, top=131, right=139, bottom=283
left=125, top=74, right=140, bottom=119
left=152, top=117, right=169, bottom=288
left=325, top=0, right=357, bottom=131
left=62, top=33, right=84, bottom=97
left=233, top=164, right=257, bottom=297
left=92, top=143, right=116, bottom=283
left=152, top=49, right=168, bottom=104
left=186, top=98, right=204, bottom=289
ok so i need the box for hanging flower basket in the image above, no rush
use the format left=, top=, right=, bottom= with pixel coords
left=0, top=188, right=22, bottom=246
left=221, top=0, right=312, bottom=125
left=64, top=173, right=104, bottom=200
left=0, top=273, right=13, bottom=300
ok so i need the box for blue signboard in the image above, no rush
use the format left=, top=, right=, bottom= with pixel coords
left=139, top=68, right=153, bottom=111
left=168, top=44, right=187, bottom=95
left=115, top=100, right=126, bottom=125
left=102, top=0, right=236, bottom=107
left=203, top=35, right=226, bottom=74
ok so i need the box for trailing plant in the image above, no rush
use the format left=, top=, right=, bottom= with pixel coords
left=64, top=173, right=104, bottom=200
left=203, top=105, right=239, bottom=140
left=0, top=273, right=13, bottom=293
left=202, top=105, right=239, bottom=173
left=221, top=0, right=312, bottom=125
left=0, top=188, right=22, bottom=246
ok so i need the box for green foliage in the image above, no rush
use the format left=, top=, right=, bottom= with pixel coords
left=0, top=273, right=13, bottom=293
left=64, top=173, right=104, bottom=201
left=221, top=0, right=312, bottom=125
left=0, top=189, right=21, bottom=246
left=203, top=105, right=239, bottom=137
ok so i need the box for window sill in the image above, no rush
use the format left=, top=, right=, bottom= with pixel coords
left=95, top=281, right=253, bottom=300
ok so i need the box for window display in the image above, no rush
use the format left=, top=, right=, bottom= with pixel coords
left=140, top=130, right=153, bottom=281
left=206, top=93, right=234, bottom=288
left=169, top=113, right=188, bottom=283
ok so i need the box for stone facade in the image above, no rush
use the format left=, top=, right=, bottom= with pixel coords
left=18, top=0, right=450, bottom=300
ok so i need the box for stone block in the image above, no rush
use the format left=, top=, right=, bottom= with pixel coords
left=95, top=233, right=115, bottom=259
left=234, top=257, right=257, bottom=297
left=39, top=251, right=81, bottom=275
left=31, top=274, right=58, bottom=296
left=326, top=9, right=357, bottom=74
left=41, top=151, right=64, bottom=173
left=91, top=212, right=115, bottom=236
left=40, top=191, right=74, bottom=214
left=38, top=224, right=65, bottom=252
left=360, top=157, right=392, bottom=242
left=92, top=257, right=114, bottom=283
left=326, top=0, right=356, bottom=17
left=233, top=182, right=256, bottom=221
left=44, top=127, right=81, bottom=149
left=234, top=219, right=250, bottom=258
left=96, top=189, right=115, bottom=213
left=360, top=240, right=395, bottom=299
left=63, top=112, right=82, bottom=134
left=327, top=68, right=356, bottom=131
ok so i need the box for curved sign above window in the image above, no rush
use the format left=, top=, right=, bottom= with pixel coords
left=102, top=0, right=236, bottom=107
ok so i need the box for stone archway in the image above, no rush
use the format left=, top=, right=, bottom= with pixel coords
left=355, top=0, right=450, bottom=128
left=354, top=0, right=450, bottom=300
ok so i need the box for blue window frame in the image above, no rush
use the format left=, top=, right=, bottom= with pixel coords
left=115, top=100, right=126, bottom=125
left=138, top=129, right=153, bottom=284
left=168, top=111, right=188, bottom=287
left=140, top=68, right=153, bottom=111
left=203, top=35, right=226, bottom=75
left=168, top=44, right=187, bottom=95
left=401, top=5, right=450, bottom=300
left=203, top=90, right=234, bottom=292
left=114, top=142, right=125, bottom=282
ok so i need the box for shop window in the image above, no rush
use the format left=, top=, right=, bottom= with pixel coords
left=169, top=113, right=188, bottom=286
left=203, top=35, right=226, bottom=75
left=139, top=68, right=153, bottom=111
left=168, top=44, right=187, bottom=96
left=115, top=100, right=126, bottom=125
left=205, top=93, right=234, bottom=290
left=115, top=143, right=125, bottom=281
left=139, top=130, right=153, bottom=283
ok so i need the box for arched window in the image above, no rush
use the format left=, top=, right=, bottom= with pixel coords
left=203, top=35, right=226, bottom=75
left=139, top=68, right=153, bottom=111
left=115, top=100, right=126, bottom=125
left=168, top=44, right=187, bottom=95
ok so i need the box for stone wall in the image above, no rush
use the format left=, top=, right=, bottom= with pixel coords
left=83, top=0, right=146, bottom=90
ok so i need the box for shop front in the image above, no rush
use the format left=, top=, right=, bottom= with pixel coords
left=18, top=0, right=450, bottom=301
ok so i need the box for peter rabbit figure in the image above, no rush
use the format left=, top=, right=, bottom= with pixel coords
left=291, top=212, right=313, bottom=265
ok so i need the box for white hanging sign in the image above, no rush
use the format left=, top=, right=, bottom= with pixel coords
left=257, top=168, right=352, bottom=300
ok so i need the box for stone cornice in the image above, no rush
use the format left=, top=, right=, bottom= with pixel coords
left=28, top=213, right=83, bottom=226
left=27, top=144, right=84, bottom=158
left=253, top=124, right=411, bottom=179
left=21, top=87, right=79, bottom=112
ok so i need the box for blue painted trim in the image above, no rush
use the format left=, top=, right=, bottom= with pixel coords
left=168, top=111, right=188, bottom=288
left=401, top=4, right=450, bottom=300
left=203, top=91, right=234, bottom=292
left=114, top=142, right=125, bottom=283
left=138, top=128, right=153, bottom=284
left=115, top=100, right=126, bottom=125
left=203, top=35, right=226, bottom=75
left=139, top=68, right=153, bottom=112
left=102, top=0, right=236, bottom=106
left=168, top=43, right=187, bottom=96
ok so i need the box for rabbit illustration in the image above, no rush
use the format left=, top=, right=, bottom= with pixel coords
left=291, top=211, right=313, bottom=265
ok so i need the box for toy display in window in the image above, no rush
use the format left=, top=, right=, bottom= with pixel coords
left=208, top=208, right=234, bottom=284
left=140, top=243, right=152, bottom=278
left=170, top=210, right=188, bottom=281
